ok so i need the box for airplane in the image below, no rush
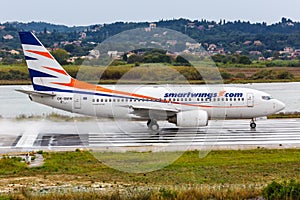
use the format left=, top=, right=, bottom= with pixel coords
left=17, top=32, right=285, bottom=132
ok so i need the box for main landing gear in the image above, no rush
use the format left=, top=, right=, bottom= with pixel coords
left=147, top=119, right=159, bottom=131
left=250, top=118, right=256, bottom=129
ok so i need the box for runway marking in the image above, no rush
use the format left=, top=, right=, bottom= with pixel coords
left=86, top=119, right=300, bottom=149
left=15, top=121, right=44, bottom=148
left=0, top=118, right=298, bottom=151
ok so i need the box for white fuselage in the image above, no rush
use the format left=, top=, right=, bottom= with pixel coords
left=18, top=32, right=286, bottom=129
left=29, top=85, right=285, bottom=120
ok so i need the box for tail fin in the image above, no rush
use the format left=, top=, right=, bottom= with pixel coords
left=19, top=32, right=71, bottom=91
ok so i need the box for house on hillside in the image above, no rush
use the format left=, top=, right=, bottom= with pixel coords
left=3, top=34, right=13, bottom=40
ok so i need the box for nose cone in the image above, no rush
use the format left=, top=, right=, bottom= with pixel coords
left=276, top=100, right=286, bottom=112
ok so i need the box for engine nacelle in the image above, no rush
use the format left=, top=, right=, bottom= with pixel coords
left=168, top=110, right=208, bottom=127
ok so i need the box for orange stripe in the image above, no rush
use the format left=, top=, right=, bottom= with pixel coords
left=53, top=78, right=158, bottom=100
left=26, top=50, right=53, bottom=59
left=53, top=79, right=251, bottom=109
left=43, top=66, right=68, bottom=75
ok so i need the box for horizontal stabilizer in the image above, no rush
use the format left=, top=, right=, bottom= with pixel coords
left=15, top=89, right=56, bottom=97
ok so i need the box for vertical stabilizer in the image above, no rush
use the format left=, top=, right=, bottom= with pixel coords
left=19, top=32, right=71, bottom=91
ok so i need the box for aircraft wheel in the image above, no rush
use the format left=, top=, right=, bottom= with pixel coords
left=250, top=122, right=256, bottom=129
left=150, top=122, right=159, bottom=131
left=148, top=120, right=159, bottom=131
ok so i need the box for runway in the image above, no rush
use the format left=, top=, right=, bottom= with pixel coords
left=0, top=118, right=299, bottom=153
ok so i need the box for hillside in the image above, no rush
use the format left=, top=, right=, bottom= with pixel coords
left=1, top=18, right=300, bottom=64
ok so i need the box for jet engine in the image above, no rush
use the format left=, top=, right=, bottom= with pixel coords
left=168, top=110, right=208, bottom=127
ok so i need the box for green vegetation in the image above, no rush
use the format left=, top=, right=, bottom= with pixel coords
left=251, top=69, right=295, bottom=80
left=2, top=18, right=300, bottom=58
left=268, top=112, right=300, bottom=119
left=0, top=65, right=30, bottom=84
left=0, top=62, right=299, bottom=85
left=262, top=180, right=300, bottom=200
left=51, top=48, right=70, bottom=65
left=0, top=156, right=27, bottom=175
left=2, top=180, right=298, bottom=200
left=0, top=149, right=299, bottom=199
left=212, top=54, right=252, bottom=65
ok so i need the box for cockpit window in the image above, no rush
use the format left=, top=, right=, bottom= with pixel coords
left=262, top=96, right=272, bottom=100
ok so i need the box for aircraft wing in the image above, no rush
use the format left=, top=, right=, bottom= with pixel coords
left=15, top=89, right=56, bottom=97
left=126, top=105, right=179, bottom=119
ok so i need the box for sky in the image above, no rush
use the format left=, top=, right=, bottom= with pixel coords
left=1, top=0, right=300, bottom=26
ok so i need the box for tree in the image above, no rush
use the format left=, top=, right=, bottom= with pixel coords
left=51, top=49, right=70, bottom=65
left=175, top=55, right=191, bottom=66
left=238, top=55, right=252, bottom=64
left=277, top=71, right=294, bottom=79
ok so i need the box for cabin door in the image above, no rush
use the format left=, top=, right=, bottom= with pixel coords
left=74, top=94, right=81, bottom=109
left=247, top=93, right=254, bottom=107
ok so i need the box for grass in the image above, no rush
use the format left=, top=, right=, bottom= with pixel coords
left=0, top=149, right=300, bottom=198
left=1, top=149, right=300, bottom=183
left=0, top=149, right=300, bottom=185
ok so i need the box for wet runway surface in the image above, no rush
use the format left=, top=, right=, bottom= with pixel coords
left=0, top=118, right=300, bottom=152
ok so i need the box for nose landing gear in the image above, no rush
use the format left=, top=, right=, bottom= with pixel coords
left=250, top=118, right=256, bottom=129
